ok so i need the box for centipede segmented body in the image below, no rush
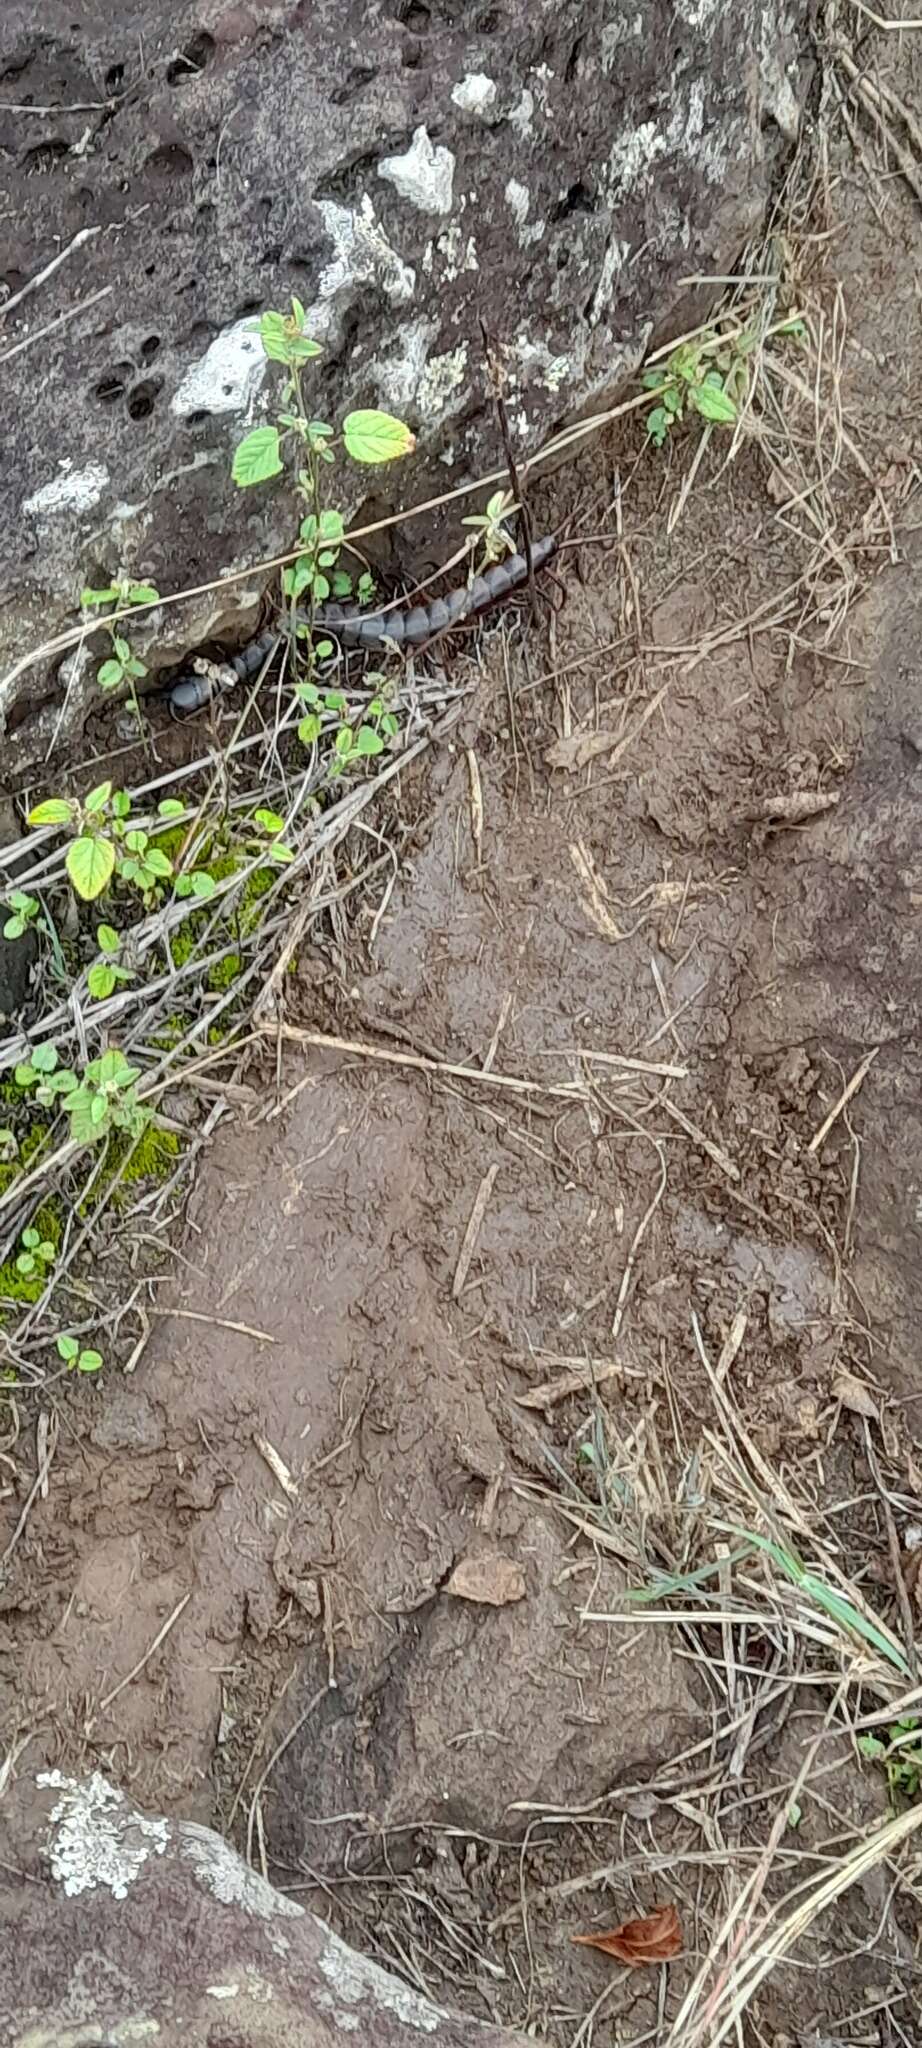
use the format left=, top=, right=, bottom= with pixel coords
left=168, top=533, right=558, bottom=718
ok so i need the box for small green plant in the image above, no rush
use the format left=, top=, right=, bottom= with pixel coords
left=87, top=924, right=134, bottom=1002
left=231, top=300, right=413, bottom=718
left=27, top=784, right=182, bottom=905
left=643, top=336, right=741, bottom=449
left=15, top=1043, right=148, bottom=1147
left=82, top=576, right=160, bottom=730
left=2, top=890, right=41, bottom=940
left=295, top=679, right=399, bottom=767
left=859, top=1718, right=922, bottom=1806
left=461, top=488, right=518, bottom=568
left=15, top=1225, right=56, bottom=1279
left=56, top=1333, right=103, bottom=1375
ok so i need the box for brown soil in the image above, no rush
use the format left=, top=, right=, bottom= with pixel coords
left=3, top=31, right=922, bottom=2048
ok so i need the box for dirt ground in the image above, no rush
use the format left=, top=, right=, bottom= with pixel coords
left=3, top=25, right=922, bottom=2048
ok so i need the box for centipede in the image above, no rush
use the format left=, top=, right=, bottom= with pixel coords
left=168, top=533, right=558, bottom=718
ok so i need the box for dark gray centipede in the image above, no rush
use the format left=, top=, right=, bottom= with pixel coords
left=168, top=533, right=558, bottom=717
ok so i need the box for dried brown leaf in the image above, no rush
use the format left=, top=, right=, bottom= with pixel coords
left=446, top=1554, right=526, bottom=1606
left=572, top=1902, right=682, bottom=1967
left=833, top=1370, right=879, bottom=1421
left=545, top=729, right=621, bottom=771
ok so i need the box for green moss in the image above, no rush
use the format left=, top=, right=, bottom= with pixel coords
left=171, top=925, right=196, bottom=968
left=207, top=952, right=243, bottom=993
left=0, top=1195, right=65, bottom=1305
left=106, top=1124, right=181, bottom=1186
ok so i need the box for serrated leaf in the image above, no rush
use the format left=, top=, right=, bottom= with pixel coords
left=342, top=409, right=416, bottom=466
left=258, top=311, right=291, bottom=362
left=66, top=834, right=115, bottom=902
left=67, top=1089, right=101, bottom=1146
left=87, top=963, right=117, bottom=1000
left=28, top=798, right=75, bottom=828
left=143, top=849, right=173, bottom=878
left=691, top=381, right=737, bottom=425
left=232, top=425, right=283, bottom=488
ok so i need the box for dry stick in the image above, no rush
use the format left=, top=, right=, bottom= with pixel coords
left=245, top=1683, right=329, bottom=1868
left=147, top=1306, right=278, bottom=1344
left=662, top=1095, right=740, bottom=1181
left=514, top=1354, right=639, bottom=1409
left=842, top=61, right=922, bottom=204
left=259, top=1024, right=594, bottom=1102
left=480, top=316, right=535, bottom=591
left=808, top=1045, right=879, bottom=1153
left=0, top=283, right=112, bottom=366
left=849, top=1, right=922, bottom=24
left=612, top=1146, right=668, bottom=1341
left=452, top=1164, right=499, bottom=1299
left=97, top=1592, right=191, bottom=1713
left=0, top=226, right=102, bottom=323
left=0, top=1427, right=58, bottom=1578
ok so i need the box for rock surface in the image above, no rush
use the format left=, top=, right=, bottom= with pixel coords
left=0, top=1768, right=538, bottom=2048
left=0, top=0, right=810, bottom=750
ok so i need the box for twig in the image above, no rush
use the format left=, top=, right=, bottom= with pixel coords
left=97, top=1591, right=191, bottom=1711
left=147, top=1306, right=279, bottom=1343
left=0, top=1428, right=58, bottom=1578
left=0, top=226, right=101, bottom=324
left=0, top=284, right=113, bottom=366
left=808, top=1046, right=879, bottom=1153
left=452, top=1163, right=499, bottom=1298
left=259, top=1024, right=592, bottom=1102
left=662, top=1097, right=740, bottom=1181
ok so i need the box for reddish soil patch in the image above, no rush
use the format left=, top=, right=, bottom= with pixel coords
left=3, top=37, right=922, bottom=2048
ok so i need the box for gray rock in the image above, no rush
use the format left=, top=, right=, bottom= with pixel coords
left=0, top=1767, right=537, bottom=2048
left=1, top=0, right=809, bottom=757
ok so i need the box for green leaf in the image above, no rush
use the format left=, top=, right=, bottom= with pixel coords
left=31, top=1043, right=59, bottom=1075
left=87, top=963, right=117, bottom=1000
left=319, top=510, right=344, bottom=543
left=22, top=1228, right=39, bottom=1249
left=190, top=871, right=217, bottom=899
left=143, top=849, right=173, bottom=879
left=3, top=916, right=24, bottom=939
left=124, top=656, right=147, bottom=678
left=311, top=572, right=330, bottom=603
left=113, top=635, right=131, bottom=662
left=331, top=570, right=353, bottom=599
left=97, top=924, right=120, bottom=954
left=691, top=381, right=737, bottom=425
left=253, top=808, right=285, bottom=835
left=14, top=1064, right=36, bottom=1088
left=81, top=585, right=119, bottom=608
left=127, top=582, right=160, bottom=605
left=28, top=798, right=75, bottom=828
left=357, top=572, right=375, bottom=604
left=232, top=425, right=283, bottom=488
left=298, top=714, right=321, bottom=747
left=85, top=780, right=113, bottom=814
left=646, top=406, right=670, bottom=445
left=158, top=798, right=185, bottom=819
left=66, top=835, right=116, bottom=902
left=324, top=690, right=346, bottom=713
left=15, top=1252, right=36, bottom=1276
left=258, top=311, right=292, bottom=362
left=123, top=828, right=147, bottom=853
left=111, top=790, right=131, bottom=819
left=97, top=659, right=125, bottom=689
left=335, top=726, right=354, bottom=759
left=353, top=725, right=384, bottom=757
left=56, top=1334, right=79, bottom=1362
left=283, top=555, right=314, bottom=600
left=67, top=1089, right=99, bottom=1146
left=78, top=1348, right=103, bottom=1375
left=342, top=409, right=416, bottom=466
left=315, top=639, right=334, bottom=660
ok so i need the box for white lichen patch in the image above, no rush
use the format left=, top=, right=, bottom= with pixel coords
left=318, top=1928, right=447, bottom=2033
left=38, top=1770, right=169, bottom=1900
left=379, top=126, right=455, bottom=215
left=315, top=195, right=416, bottom=324
left=504, top=179, right=530, bottom=230
left=180, top=1819, right=305, bottom=1919
left=450, top=73, right=497, bottom=118
left=171, top=318, right=266, bottom=419
left=23, top=462, right=108, bottom=520
left=604, top=77, right=722, bottom=200
left=508, top=87, right=535, bottom=139
left=600, top=14, right=642, bottom=70
left=435, top=218, right=478, bottom=281
left=510, top=337, right=570, bottom=394
left=417, top=344, right=468, bottom=420
left=678, top=0, right=723, bottom=24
